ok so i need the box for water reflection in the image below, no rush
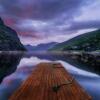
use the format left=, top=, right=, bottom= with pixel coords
left=24, top=52, right=100, bottom=74
left=0, top=52, right=23, bottom=83
left=0, top=52, right=100, bottom=100
left=0, top=55, right=51, bottom=100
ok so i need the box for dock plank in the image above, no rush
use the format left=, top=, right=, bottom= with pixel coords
left=9, top=63, right=92, bottom=100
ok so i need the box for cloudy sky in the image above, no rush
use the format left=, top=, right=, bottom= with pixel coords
left=0, top=0, right=100, bottom=45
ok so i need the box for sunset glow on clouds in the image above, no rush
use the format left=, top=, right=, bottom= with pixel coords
left=0, top=0, right=100, bottom=45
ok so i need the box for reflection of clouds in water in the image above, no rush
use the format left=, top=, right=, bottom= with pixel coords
left=58, top=61, right=100, bottom=100
left=18, top=57, right=52, bottom=68
left=0, top=56, right=100, bottom=100
left=59, top=61, right=99, bottom=77
left=3, top=57, right=52, bottom=82
left=72, top=73, right=100, bottom=100
left=0, top=78, right=22, bottom=100
left=0, top=56, right=52, bottom=100
left=16, top=56, right=100, bottom=78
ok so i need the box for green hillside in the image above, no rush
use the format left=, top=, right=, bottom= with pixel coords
left=51, top=29, right=100, bottom=51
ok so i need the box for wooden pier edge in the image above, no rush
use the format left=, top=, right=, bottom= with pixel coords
left=9, top=62, right=92, bottom=100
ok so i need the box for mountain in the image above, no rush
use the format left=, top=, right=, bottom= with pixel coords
left=0, top=18, right=25, bottom=51
left=51, top=29, right=100, bottom=51
left=25, top=42, right=57, bottom=51
left=25, top=45, right=35, bottom=51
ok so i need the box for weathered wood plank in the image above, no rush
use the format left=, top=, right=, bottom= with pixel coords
left=9, top=63, right=92, bottom=100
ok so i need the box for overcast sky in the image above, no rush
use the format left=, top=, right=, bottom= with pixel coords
left=0, top=0, right=100, bottom=45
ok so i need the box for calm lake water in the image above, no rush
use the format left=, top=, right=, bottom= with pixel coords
left=0, top=51, right=100, bottom=100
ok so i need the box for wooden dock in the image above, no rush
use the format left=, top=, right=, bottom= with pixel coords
left=9, top=63, right=92, bottom=100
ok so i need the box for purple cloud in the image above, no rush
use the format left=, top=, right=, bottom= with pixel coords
left=0, top=0, right=100, bottom=45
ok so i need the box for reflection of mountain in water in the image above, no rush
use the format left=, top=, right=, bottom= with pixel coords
left=24, top=52, right=100, bottom=75
left=0, top=52, right=23, bottom=83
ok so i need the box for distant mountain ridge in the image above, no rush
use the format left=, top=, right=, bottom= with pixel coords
left=0, top=18, right=25, bottom=51
left=25, top=42, right=57, bottom=51
left=51, top=29, right=100, bottom=51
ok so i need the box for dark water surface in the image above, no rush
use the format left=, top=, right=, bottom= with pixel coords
left=0, top=51, right=100, bottom=100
